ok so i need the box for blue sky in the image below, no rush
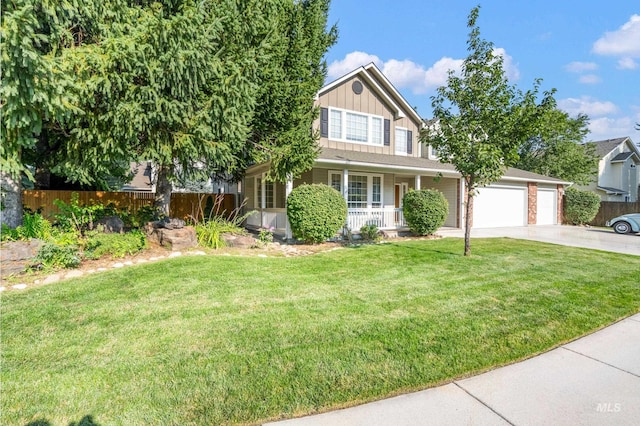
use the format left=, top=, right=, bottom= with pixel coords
left=324, top=1, right=640, bottom=142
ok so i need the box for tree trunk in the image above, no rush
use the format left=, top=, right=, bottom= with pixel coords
left=1, top=171, right=23, bottom=229
left=154, top=165, right=173, bottom=217
left=463, top=177, right=474, bottom=256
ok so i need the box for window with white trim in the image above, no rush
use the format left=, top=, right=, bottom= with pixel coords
left=329, top=172, right=384, bottom=209
left=395, top=127, right=408, bottom=155
left=255, top=177, right=275, bottom=208
left=328, top=108, right=384, bottom=146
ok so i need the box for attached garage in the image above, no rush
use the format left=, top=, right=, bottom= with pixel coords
left=473, top=184, right=527, bottom=228
left=536, top=188, right=557, bottom=225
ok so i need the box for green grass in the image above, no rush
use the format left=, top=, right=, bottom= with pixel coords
left=2, top=238, right=639, bottom=425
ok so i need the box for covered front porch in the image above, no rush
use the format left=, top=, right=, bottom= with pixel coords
left=243, top=165, right=461, bottom=239
left=245, top=206, right=408, bottom=237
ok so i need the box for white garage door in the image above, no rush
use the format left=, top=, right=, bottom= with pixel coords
left=473, top=186, right=527, bottom=228
left=536, top=189, right=557, bottom=225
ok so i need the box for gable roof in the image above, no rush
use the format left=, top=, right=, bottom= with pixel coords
left=589, top=136, right=639, bottom=159
left=316, top=148, right=570, bottom=185
left=317, top=63, right=423, bottom=125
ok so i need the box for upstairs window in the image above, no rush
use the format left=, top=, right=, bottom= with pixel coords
left=327, top=108, right=384, bottom=146
left=395, top=127, right=413, bottom=155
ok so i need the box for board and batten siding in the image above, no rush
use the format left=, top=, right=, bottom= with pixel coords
left=315, top=75, right=420, bottom=157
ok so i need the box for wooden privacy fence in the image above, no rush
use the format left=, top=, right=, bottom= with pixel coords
left=591, top=201, right=640, bottom=227
left=22, top=190, right=237, bottom=221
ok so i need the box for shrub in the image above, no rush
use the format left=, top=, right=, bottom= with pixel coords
left=195, top=216, right=246, bottom=249
left=403, top=189, right=449, bottom=235
left=1, top=212, right=52, bottom=241
left=84, top=230, right=147, bottom=259
left=287, top=184, right=347, bottom=244
left=359, top=224, right=380, bottom=242
left=54, top=193, right=106, bottom=234
left=34, top=243, right=81, bottom=269
left=563, top=187, right=601, bottom=225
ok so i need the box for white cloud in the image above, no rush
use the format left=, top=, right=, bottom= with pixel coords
left=593, top=14, right=640, bottom=57
left=381, top=59, right=430, bottom=93
left=617, top=57, right=638, bottom=70
left=327, top=49, right=518, bottom=95
left=327, top=51, right=382, bottom=79
left=558, top=96, right=618, bottom=118
left=578, top=74, right=601, bottom=84
left=564, top=61, right=598, bottom=73
left=492, top=48, right=521, bottom=81
left=588, top=116, right=636, bottom=140
left=423, top=57, right=464, bottom=90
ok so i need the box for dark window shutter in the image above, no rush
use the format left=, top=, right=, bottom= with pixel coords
left=320, top=108, right=328, bottom=138
left=384, top=119, right=390, bottom=146
left=407, top=130, right=413, bottom=154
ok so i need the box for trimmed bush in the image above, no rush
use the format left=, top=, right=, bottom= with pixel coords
left=563, top=187, right=601, bottom=225
left=287, top=184, right=347, bottom=244
left=403, top=189, right=449, bottom=235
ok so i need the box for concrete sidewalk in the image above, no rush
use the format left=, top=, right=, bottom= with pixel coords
left=265, top=313, right=640, bottom=426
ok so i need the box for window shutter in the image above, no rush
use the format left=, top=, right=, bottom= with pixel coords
left=407, top=130, right=413, bottom=154
left=320, top=108, right=328, bottom=138
left=384, top=119, right=390, bottom=146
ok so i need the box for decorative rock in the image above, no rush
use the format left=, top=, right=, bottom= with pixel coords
left=43, top=273, right=63, bottom=284
left=0, top=286, right=5, bottom=292
left=95, top=216, right=124, bottom=233
left=112, top=263, right=125, bottom=268
left=136, top=259, right=149, bottom=264
left=188, top=251, right=206, bottom=256
left=12, top=284, right=27, bottom=290
left=97, top=267, right=108, bottom=272
left=124, top=261, right=134, bottom=266
left=147, top=226, right=197, bottom=251
left=222, top=234, right=256, bottom=249
left=168, top=252, right=182, bottom=258
left=258, top=254, right=268, bottom=258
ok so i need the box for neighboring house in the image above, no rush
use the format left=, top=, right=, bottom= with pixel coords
left=121, top=161, right=155, bottom=192
left=243, top=63, right=569, bottom=237
left=578, top=137, right=640, bottom=202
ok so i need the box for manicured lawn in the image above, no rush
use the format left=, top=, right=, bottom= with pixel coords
left=2, top=238, right=639, bottom=425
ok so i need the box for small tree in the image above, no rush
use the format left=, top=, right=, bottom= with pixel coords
left=403, top=190, right=449, bottom=236
left=563, top=187, right=601, bottom=225
left=286, top=184, right=346, bottom=243
left=423, top=6, right=553, bottom=255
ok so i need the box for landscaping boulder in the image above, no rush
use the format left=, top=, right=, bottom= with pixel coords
left=146, top=226, right=197, bottom=251
left=0, top=239, right=43, bottom=275
left=222, top=233, right=256, bottom=248
left=96, top=216, right=124, bottom=233
left=158, top=217, right=186, bottom=230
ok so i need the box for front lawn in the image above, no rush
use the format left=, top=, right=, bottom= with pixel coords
left=2, top=238, right=639, bottom=425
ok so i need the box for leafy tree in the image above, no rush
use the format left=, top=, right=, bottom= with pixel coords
left=423, top=6, right=552, bottom=256
left=2, top=0, right=337, bottom=223
left=243, top=0, right=338, bottom=184
left=515, top=107, right=598, bottom=185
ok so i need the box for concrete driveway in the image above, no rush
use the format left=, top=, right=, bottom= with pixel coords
left=438, top=225, right=640, bottom=256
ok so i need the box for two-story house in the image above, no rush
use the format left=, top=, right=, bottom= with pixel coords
left=579, top=137, right=640, bottom=202
left=243, top=63, right=569, bottom=238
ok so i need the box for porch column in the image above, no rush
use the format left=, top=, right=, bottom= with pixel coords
left=342, top=169, right=349, bottom=202
left=285, top=176, right=293, bottom=240
left=415, top=175, right=421, bottom=191
left=261, top=173, right=266, bottom=228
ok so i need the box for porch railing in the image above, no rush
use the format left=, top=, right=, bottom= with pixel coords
left=245, top=207, right=406, bottom=234
left=347, top=208, right=406, bottom=230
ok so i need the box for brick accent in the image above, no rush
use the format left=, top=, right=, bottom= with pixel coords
left=557, top=184, right=565, bottom=224
left=527, top=182, right=537, bottom=225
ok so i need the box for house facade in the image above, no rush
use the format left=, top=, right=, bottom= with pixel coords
left=243, top=63, right=568, bottom=237
left=578, top=137, right=640, bottom=202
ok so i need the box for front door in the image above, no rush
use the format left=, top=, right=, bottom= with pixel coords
left=395, top=183, right=409, bottom=207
